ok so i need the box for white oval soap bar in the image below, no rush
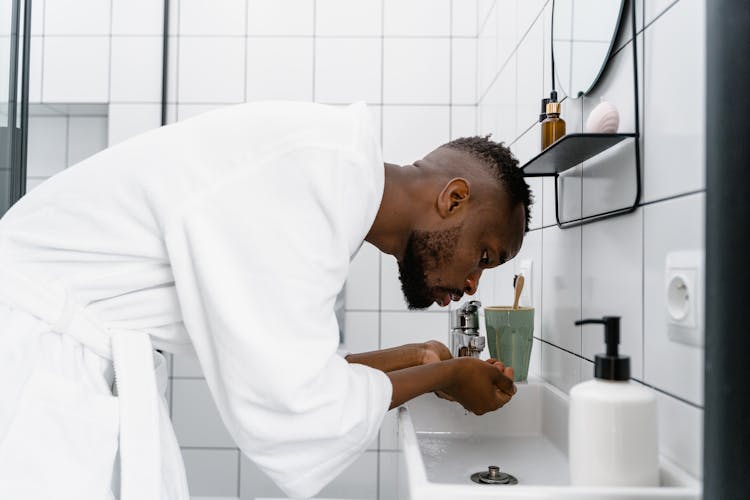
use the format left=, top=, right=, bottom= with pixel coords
left=585, top=100, right=620, bottom=133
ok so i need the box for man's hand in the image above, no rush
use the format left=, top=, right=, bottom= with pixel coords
left=439, top=357, right=516, bottom=415
left=420, top=340, right=452, bottom=364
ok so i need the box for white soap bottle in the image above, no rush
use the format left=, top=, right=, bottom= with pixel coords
left=569, top=316, right=659, bottom=487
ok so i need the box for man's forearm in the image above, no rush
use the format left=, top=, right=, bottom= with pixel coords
left=345, top=344, right=426, bottom=372
left=385, top=361, right=456, bottom=410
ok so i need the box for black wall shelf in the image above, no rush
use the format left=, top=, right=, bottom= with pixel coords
left=523, top=0, right=640, bottom=229
left=521, top=133, right=637, bottom=177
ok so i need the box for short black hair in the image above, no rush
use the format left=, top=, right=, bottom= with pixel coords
left=442, top=135, right=533, bottom=232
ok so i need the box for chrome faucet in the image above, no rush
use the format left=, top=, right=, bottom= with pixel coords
left=450, top=300, right=485, bottom=358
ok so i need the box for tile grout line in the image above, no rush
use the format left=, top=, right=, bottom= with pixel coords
left=242, top=0, right=248, bottom=105
left=311, top=0, right=317, bottom=102
left=448, top=0, right=453, bottom=139
left=107, top=0, right=113, bottom=103
left=535, top=337, right=703, bottom=410
left=236, top=447, right=241, bottom=498
left=377, top=0, right=384, bottom=484
left=174, top=0, right=180, bottom=120
left=64, top=115, right=69, bottom=168
left=477, top=1, right=546, bottom=105
left=39, top=0, right=45, bottom=102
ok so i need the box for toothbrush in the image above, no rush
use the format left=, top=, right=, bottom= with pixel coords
left=512, top=274, right=525, bottom=310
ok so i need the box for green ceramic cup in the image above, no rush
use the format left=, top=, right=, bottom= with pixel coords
left=484, top=306, right=535, bottom=382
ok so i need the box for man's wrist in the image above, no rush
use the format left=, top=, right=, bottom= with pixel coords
left=433, top=357, right=458, bottom=393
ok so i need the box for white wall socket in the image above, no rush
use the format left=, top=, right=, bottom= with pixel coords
left=665, top=250, right=704, bottom=347
left=517, top=259, right=533, bottom=307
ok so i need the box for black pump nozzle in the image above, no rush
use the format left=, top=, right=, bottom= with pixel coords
left=575, top=316, right=630, bottom=381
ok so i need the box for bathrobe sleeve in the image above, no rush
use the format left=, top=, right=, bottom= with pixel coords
left=164, top=143, right=391, bottom=499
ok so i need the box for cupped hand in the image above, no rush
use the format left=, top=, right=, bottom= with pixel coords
left=440, top=357, right=517, bottom=415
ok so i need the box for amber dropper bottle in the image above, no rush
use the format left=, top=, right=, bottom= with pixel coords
left=541, top=92, right=566, bottom=150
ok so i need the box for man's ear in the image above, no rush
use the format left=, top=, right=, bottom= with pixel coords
left=436, top=178, right=471, bottom=218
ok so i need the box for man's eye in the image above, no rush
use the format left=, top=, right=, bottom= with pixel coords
left=480, top=250, right=490, bottom=265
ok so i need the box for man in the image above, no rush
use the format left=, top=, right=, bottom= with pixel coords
left=0, top=101, right=530, bottom=499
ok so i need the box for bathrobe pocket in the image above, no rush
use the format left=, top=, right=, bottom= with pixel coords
left=0, top=367, right=120, bottom=500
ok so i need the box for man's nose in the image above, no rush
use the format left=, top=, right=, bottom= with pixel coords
left=464, top=269, right=483, bottom=295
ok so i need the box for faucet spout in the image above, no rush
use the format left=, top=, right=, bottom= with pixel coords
left=449, top=300, right=486, bottom=358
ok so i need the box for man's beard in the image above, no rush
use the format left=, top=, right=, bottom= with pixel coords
left=397, top=224, right=464, bottom=310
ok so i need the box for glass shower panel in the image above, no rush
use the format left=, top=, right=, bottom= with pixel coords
left=0, top=0, right=30, bottom=216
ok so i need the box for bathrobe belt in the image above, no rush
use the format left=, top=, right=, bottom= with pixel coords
left=0, top=268, right=163, bottom=500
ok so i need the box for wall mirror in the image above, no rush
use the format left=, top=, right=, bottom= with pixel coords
left=553, top=0, right=625, bottom=98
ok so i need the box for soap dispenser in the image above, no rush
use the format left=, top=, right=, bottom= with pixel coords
left=569, top=317, right=659, bottom=487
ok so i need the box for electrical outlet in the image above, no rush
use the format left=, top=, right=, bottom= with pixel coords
left=517, top=259, right=533, bottom=307
left=665, top=250, right=704, bottom=347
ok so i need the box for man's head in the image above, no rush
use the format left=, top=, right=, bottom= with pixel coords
left=397, top=135, right=532, bottom=310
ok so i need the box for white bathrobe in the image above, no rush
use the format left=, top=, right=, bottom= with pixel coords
left=0, top=101, right=392, bottom=499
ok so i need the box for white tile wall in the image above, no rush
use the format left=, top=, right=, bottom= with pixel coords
left=179, top=0, right=246, bottom=36
left=107, top=103, right=160, bottom=145
left=581, top=209, right=643, bottom=379
left=239, top=454, right=285, bottom=499
left=656, top=391, right=703, bottom=478
left=642, top=0, right=705, bottom=202
left=316, top=0, right=382, bottom=36
left=541, top=225, right=581, bottom=353
left=179, top=37, right=245, bottom=103
left=380, top=311, right=450, bottom=349
left=644, top=0, right=681, bottom=27
left=110, top=37, right=163, bottom=103
left=172, top=379, right=235, bottom=448
left=494, top=54, right=516, bottom=144
left=42, top=37, right=110, bottom=102
left=643, top=193, right=705, bottom=406
left=26, top=116, right=67, bottom=177
left=511, top=227, right=542, bottom=329
left=67, top=116, right=108, bottom=165
left=451, top=38, right=477, bottom=105
left=246, top=38, right=313, bottom=101
left=317, top=451, right=378, bottom=499
left=381, top=105, right=450, bottom=166
left=239, top=450, right=379, bottom=499
left=495, top=0, right=518, bottom=73
left=246, top=0, right=314, bottom=36
left=342, top=312, right=380, bottom=355
left=30, top=0, right=44, bottom=35
left=478, top=0, right=706, bottom=480
left=452, top=0, right=478, bottom=37
left=383, top=38, right=450, bottom=104
left=541, top=341, right=581, bottom=393
left=43, top=0, right=111, bottom=36
left=515, top=17, right=544, bottom=136
left=383, top=0, right=451, bottom=37
left=27, top=109, right=109, bottom=181
left=183, top=449, right=240, bottom=497
left=450, top=105, right=477, bottom=139
left=345, top=243, right=380, bottom=311
left=314, top=38, right=381, bottom=104
left=28, top=37, right=42, bottom=102
left=112, top=0, right=164, bottom=36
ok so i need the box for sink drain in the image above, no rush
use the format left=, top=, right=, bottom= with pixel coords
left=470, top=465, right=518, bottom=485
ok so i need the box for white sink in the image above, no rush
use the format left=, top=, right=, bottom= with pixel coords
left=396, top=378, right=701, bottom=500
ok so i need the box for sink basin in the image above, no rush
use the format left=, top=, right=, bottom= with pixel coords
left=396, top=378, right=701, bottom=499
